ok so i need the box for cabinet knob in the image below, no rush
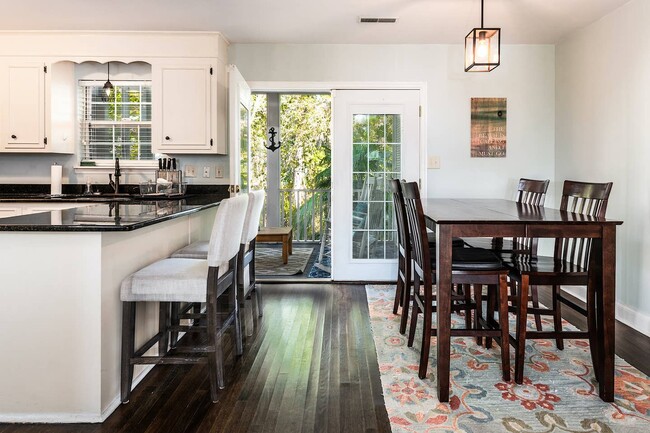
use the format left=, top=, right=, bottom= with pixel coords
left=165, top=136, right=171, bottom=141
left=11, top=134, right=16, bottom=139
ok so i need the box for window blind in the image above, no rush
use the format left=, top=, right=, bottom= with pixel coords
left=79, top=81, right=153, bottom=161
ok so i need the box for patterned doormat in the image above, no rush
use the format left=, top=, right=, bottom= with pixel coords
left=255, top=247, right=313, bottom=276
left=365, top=285, right=650, bottom=433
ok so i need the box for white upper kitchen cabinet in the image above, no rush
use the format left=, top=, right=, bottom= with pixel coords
left=152, top=63, right=220, bottom=154
left=0, top=61, right=75, bottom=154
left=3, top=62, right=47, bottom=150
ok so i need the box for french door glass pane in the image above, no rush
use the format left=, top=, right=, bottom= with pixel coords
left=351, top=113, right=401, bottom=259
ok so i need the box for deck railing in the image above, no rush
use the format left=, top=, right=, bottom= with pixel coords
left=261, top=189, right=330, bottom=242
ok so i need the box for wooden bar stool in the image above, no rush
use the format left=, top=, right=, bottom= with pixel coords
left=172, top=190, right=266, bottom=335
left=390, top=179, right=465, bottom=335
left=505, top=180, right=613, bottom=383
left=120, top=194, right=249, bottom=403
left=401, top=181, right=511, bottom=383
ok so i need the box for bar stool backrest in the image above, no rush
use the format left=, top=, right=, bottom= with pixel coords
left=207, top=194, right=249, bottom=268
left=242, top=190, right=266, bottom=244
left=556, top=180, right=613, bottom=267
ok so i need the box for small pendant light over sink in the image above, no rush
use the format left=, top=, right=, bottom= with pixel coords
left=102, top=62, right=114, bottom=101
left=465, top=0, right=501, bottom=72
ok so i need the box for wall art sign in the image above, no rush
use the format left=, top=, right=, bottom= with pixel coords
left=471, top=97, right=506, bottom=157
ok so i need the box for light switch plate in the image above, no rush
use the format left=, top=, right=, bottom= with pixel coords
left=215, top=165, right=224, bottom=178
left=203, top=166, right=210, bottom=178
left=427, top=155, right=440, bottom=169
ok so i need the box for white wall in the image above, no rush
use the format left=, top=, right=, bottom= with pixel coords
left=230, top=44, right=556, bottom=202
left=556, top=0, right=650, bottom=334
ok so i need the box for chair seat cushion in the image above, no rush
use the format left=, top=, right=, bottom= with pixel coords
left=501, top=254, right=587, bottom=275
left=426, top=232, right=466, bottom=248
left=172, top=241, right=209, bottom=259
left=463, top=237, right=515, bottom=252
left=121, top=258, right=209, bottom=302
left=428, top=247, right=504, bottom=271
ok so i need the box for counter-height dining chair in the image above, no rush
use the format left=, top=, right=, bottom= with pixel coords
left=505, top=180, right=613, bottom=383
left=391, top=179, right=465, bottom=335
left=401, top=181, right=511, bottom=382
left=465, top=178, right=550, bottom=336
left=120, top=194, right=248, bottom=403
left=172, top=190, right=266, bottom=335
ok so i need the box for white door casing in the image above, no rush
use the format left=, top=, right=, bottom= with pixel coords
left=228, top=64, right=252, bottom=195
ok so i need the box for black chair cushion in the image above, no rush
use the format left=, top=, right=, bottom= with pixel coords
left=427, top=231, right=466, bottom=248
left=500, top=254, right=587, bottom=275
left=429, top=247, right=504, bottom=271
left=463, top=237, right=515, bottom=252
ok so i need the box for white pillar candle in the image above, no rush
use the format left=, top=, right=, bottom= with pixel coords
left=51, top=164, right=62, bottom=196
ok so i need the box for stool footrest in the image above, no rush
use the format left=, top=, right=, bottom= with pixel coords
left=130, top=356, right=208, bottom=365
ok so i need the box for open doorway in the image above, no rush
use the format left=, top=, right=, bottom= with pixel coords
left=249, top=92, right=332, bottom=280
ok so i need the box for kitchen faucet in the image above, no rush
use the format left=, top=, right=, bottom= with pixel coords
left=109, top=158, right=121, bottom=194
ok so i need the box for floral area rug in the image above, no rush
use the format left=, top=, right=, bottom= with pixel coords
left=365, top=285, right=650, bottom=433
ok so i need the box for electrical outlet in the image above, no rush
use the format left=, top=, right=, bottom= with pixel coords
left=185, top=165, right=196, bottom=178
left=203, top=166, right=210, bottom=178
left=215, top=165, right=224, bottom=178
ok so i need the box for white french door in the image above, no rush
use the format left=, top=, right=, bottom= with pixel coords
left=228, top=65, right=252, bottom=195
left=331, top=89, right=421, bottom=281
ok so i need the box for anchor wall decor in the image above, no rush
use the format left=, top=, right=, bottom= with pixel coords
left=266, top=127, right=281, bottom=152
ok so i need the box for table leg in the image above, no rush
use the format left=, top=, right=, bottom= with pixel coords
left=436, top=224, right=453, bottom=402
left=599, top=225, right=616, bottom=401
left=281, top=235, right=289, bottom=264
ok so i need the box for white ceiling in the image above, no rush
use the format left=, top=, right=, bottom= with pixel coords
left=1, top=0, right=631, bottom=44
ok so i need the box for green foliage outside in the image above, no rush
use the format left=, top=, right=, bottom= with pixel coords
left=249, top=93, right=331, bottom=239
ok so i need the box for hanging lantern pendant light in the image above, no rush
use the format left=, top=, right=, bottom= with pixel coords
left=102, top=62, right=114, bottom=101
left=465, top=0, right=501, bottom=72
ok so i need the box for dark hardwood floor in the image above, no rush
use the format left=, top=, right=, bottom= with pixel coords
left=1, top=283, right=649, bottom=432
left=0, top=284, right=390, bottom=433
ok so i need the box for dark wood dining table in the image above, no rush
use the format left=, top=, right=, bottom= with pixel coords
left=422, top=198, right=623, bottom=403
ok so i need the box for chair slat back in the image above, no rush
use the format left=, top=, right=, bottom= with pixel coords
left=401, top=181, right=432, bottom=284
left=391, top=179, right=409, bottom=257
left=513, top=178, right=550, bottom=252
left=555, top=180, right=613, bottom=267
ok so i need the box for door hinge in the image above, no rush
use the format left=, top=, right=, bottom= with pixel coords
left=209, top=67, right=213, bottom=75
left=419, top=105, right=422, bottom=117
left=44, top=66, right=47, bottom=73
left=44, top=137, right=47, bottom=145
left=210, top=138, right=214, bottom=147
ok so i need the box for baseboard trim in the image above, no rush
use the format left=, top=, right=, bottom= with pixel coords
left=562, top=286, right=650, bottom=337
left=0, top=365, right=155, bottom=424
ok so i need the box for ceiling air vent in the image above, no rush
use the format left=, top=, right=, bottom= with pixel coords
left=359, top=17, right=398, bottom=24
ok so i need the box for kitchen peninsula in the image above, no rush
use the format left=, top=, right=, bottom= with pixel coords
left=0, top=192, right=225, bottom=422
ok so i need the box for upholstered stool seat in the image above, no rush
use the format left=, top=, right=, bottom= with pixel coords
left=121, top=258, right=218, bottom=302
left=172, top=241, right=209, bottom=260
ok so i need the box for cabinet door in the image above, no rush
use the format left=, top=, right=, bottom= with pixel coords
left=153, top=64, right=215, bottom=153
left=5, top=63, right=47, bottom=150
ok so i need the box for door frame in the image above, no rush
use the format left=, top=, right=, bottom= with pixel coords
left=248, top=81, right=428, bottom=281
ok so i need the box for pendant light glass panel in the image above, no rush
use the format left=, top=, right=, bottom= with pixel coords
left=465, top=28, right=500, bottom=72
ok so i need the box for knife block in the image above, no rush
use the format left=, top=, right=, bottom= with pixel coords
left=156, top=169, right=182, bottom=184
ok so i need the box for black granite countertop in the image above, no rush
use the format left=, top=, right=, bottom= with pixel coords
left=0, top=184, right=229, bottom=232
